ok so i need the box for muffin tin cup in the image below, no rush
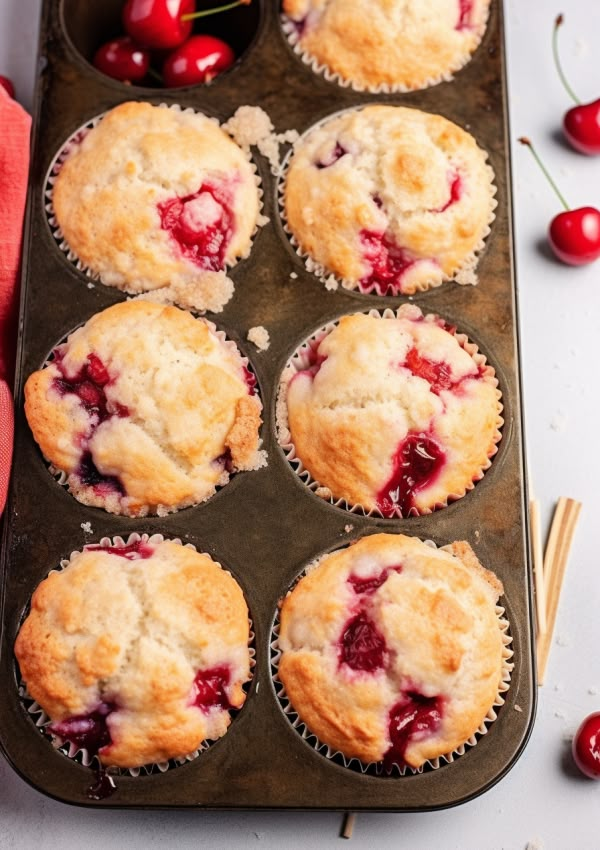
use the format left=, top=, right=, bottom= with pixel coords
left=276, top=104, right=498, bottom=297
left=270, top=536, right=513, bottom=777
left=0, top=0, right=535, bottom=812
left=279, top=8, right=491, bottom=95
left=16, top=532, right=256, bottom=784
left=44, top=103, right=268, bottom=314
left=276, top=303, right=504, bottom=519
left=35, top=315, right=266, bottom=517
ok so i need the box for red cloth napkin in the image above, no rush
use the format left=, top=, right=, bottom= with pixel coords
left=0, top=86, right=31, bottom=515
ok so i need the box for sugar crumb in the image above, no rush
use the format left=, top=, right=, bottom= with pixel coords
left=131, top=270, right=234, bottom=314
left=553, top=683, right=563, bottom=692
left=290, top=271, right=298, bottom=279
left=514, top=704, right=523, bottom=713
left=525, top=840, right=543, bottom=850
left=588, top=686, right=598, bottom=695
left=80, top=521, right=93, bottom=534
left=247, top=326, right=270, bottom=351
left=344, top=524, right=354, bottom=533
left=554, top=709, right=566, bottom=719
left=223, top=105, right=297, bottom=176
left=324, top=274, right=338, bottom=291
left=315, top=486, right=332, bottom=500
left=86, top=282, right=95, bottom=289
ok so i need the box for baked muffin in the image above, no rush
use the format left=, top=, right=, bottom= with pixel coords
left=279, top=305, right=502, bottom=517
left=51, top=102, right=260, bottom=309
left=278, top=533, right=508, bottom=770
left=15, top=538, right=251, bottom=768
left=282, top=0, right=490, bottom=92
left=24, top=301, right=263, bottom=516
left=283, top=105, right=496, bottom=295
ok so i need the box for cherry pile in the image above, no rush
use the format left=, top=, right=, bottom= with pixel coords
left=93, top=0, right=248, bottom=87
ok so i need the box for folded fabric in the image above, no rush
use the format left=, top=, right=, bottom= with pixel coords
left=0, top=86, right=31, bottom=515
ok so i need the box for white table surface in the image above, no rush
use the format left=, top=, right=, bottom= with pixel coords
left=2, top=1, right=600, bottom=847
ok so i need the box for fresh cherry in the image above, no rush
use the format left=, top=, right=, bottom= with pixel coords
left=123, top=0, right=248, bottom=51
left=519, top=137, right=600, bottom=266
left=553, top=15, right=600, bottom=155
left=123, top=0, right=195, bottom=50
left=0, top=75, right=15, bottom=99
left=572, top=712, right=600, bottom=779
left=93, top=36, right=150, bottom=83
left=162, top=34, right=235, bottom=87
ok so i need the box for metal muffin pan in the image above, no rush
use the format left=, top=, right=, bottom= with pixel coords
left=0, top=0, right=536, bottom=810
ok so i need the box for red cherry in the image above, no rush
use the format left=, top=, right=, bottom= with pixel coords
left=553, top=15, right=600, bottom=156
left=162, top=35, right=235, bottom=87
left=0, top=75, right=15, bottom=99
left=93, top=36, right=150, bottom=83
left=549, top=207, right=600, bottom=266
left=123, top=0, right=195, bottom=50
left=564, top=101, right=600, bottom=156
left=572, top=712, right=600, bottom=779
left=519, top=137, right=600, bottom=266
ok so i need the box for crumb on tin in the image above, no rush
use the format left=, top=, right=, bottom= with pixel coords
left=247, top=326, right=270, bottom=351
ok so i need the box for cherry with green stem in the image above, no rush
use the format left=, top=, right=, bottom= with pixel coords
left=553, top=14, right=600, bottom=155
left=519, top=136, right=600, bottom=266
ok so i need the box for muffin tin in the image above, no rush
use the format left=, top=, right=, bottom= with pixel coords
left=0, top=0, right=536, bottom=809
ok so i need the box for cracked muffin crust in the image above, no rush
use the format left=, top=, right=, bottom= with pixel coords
left=52, top=102, right=260, bottom=306
left=283, top=105, right=496, bottom=295
left=282, top=0, right=490, bottom=92
left=278, top=533, right=506, bottom=769
left=24, top=301, right=263, bottom=517
left=15, top=539, right=251, bottom=768
left=279, top=305, right=502, bottom=517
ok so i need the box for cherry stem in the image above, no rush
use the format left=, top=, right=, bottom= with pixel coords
left=147, top=67, right=163, bottom=83
left=553, top=14, right=581, bottom=106
left=182, top=0, right=246, bottom=21
left=518, top=137, right=570, bottom=212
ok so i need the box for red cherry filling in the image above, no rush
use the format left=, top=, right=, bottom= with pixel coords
left=243, top=366, right=257, bottom=395
left=339, top=612, right=387, bottom=672
left=77, top=452, right=125, bottom=496
left=377, top=433, right=445, bottom=517
left=384, top=693, right=444, bottom=770
left=316, top=143, right=347, bottom=169
left=348, top=565, right=403, bottom=596
left=433, top=173, right=462, bottom=213
left=49, top=702, right=116, bottom=756
left=158, top=182, right=233, bottom=271
left=456, top=0, right=474, bottom=30
left=191, top=665, right=233, bottom=712
left=359, top=230, right=418, bottom=295
left=86, top=540, right=154, bottom=559
left=53, top=354, right=129, bottom=422
left=404, top=347, right=454, bottom=395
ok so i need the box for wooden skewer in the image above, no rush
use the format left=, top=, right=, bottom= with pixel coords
left=529, top=499, right=547, bottom=636
left=537, top=497, right=582, bottom=685
left=341, top=812, right=356, bottom=839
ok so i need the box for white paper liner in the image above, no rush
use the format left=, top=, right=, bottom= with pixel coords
left=17, top=532, right=256, bottom=778
left=280, top=9, right=490, bottom=95
left=277, top=104, right=498, bottom=296
left=276, top=304, right=504, bottom=519
left=43, top=103, right=266, bottom=312
left=37, top=316, right=266, bottom=516
left=270, top=538, right=514, bottom=777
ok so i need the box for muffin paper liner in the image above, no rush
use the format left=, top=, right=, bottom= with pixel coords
left=38, top=317, right=266, bottom=517
left=280, top=9, right=490, bottom=96
left=277, top=104, right=497, bottom=296
left=270, top=538, right=513, bottom=777
left=44, top=103, right=267, bottom=313
left=276, top=304, right=504, bottom=519
left=17, top=532, right=256, bottom=778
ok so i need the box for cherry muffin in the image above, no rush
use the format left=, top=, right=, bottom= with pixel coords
left=279, top=305, right=502, bottom=517
left=283, top=105, right=496, bottom=295
left=277, top=533, right=509, bottom=770
left=15, top=537, right=251, bottom=768
left=24, top=301, right=263, bottom=517
left=51, top=102, right=260, bottom=309
left=282, top=0, right=490, bottom=92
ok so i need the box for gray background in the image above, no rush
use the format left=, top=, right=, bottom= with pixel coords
left=1, top=0, right=600, bottom=847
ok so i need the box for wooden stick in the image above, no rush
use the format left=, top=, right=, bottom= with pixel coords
left=341, top=813, right=356, bottom=839
left=529, top=499, right=547, bottom=635
left=537, top=498, right=582, bottom=685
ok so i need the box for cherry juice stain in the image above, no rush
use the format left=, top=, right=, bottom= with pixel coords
left=347, top=565, right=403, bottom=596
left=359, top=230, right=418, bottom=295
left=339, top=612, right=387, bottom=672
left=377, top=433, right=445, bottom=517
left=383, top=693, right=444, bottom=771
left=191, top=666, right=233, bottom=712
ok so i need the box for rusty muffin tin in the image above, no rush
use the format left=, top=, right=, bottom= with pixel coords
left=0, top=0, right=536, bottom=810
